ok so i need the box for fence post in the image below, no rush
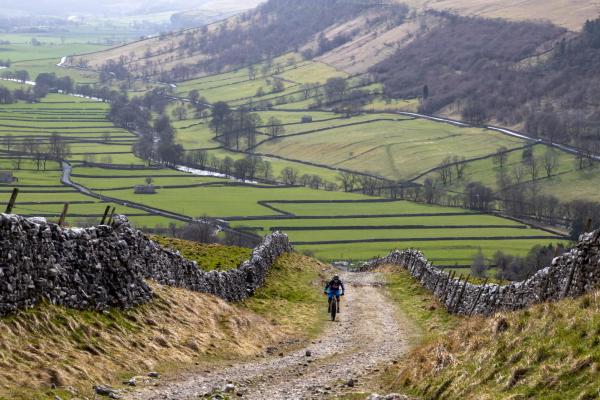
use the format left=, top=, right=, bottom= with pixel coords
left=495, top=287, right=508, bottom=313
left=107, top=206, right=116, bottom=225
left=442, top=271, right=456, bottom=303
left=561, top=264, right=579, bottom=298
left=468, top=278, right=489, bottom=316
left=585, top=217, right=593, bottom=233
left=100, top=205, right=111, bottom=225
left=432, top=272, right=443, bottom=296
left=58, top=203, right=69, bottom=226
left=5, top=188, right=19, bottom=214
left=539, top=274, right=549, bottom=301
left=446, top=274, right=463, bottom=309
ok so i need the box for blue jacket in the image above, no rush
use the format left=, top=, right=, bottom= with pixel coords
left=324, top=278, right=345, bottom=293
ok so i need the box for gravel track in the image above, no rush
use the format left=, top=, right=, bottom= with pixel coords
left=124, top=271, right=413, bottom=400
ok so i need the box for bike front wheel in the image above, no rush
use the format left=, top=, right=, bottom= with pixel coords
left=330, top=297, right=337, bottom=321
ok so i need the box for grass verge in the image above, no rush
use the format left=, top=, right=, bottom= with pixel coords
left=243, top=252, right=329, bottom=339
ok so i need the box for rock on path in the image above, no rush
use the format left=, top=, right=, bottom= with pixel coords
left=124, top=271, right=413, bottom=400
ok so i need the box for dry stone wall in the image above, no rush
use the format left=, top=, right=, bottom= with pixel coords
left=0, top=214, right=292, bottom=317
left=359, top=230, right=600, bottom=315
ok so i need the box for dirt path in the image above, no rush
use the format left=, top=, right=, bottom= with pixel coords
left=124, top=271, right=415, bottom=400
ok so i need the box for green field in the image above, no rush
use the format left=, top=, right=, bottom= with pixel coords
left=416, top=142, right=600, bottom=203
left=173, top=58, right=346, bottom=105
left=253, top=117, right=525, bottom=181
left=0, top=45, right=572, bottom=267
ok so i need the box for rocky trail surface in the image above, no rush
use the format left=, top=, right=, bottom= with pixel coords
left=124, top=271, right=415, bottom=400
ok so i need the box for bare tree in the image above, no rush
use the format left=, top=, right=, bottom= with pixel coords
left=267, top=117, right=285, bottom=137
left=543, top=148, right=560, bottom=177
left=452, top=155, right=467, bottom=180
left=526, top=156, right=540, bottom=181
left=257, top=160, right=273, bottom=180
left=493, top=146, right=509, bottom=168
left=280, top=167, right=299, bottom=185
left=436, top=156, right=454, bottom=185
left=299, top=174, right=312, bottom=187
left=512, top=165, right=525, bottom=184
left=336, top=171, right=356, bottom=192
left=423, top=178, right=437, bottom=204
left=172, top=105, right=188, bottom=121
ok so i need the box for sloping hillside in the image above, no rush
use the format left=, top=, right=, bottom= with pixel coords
left=372, top=13, right=600, bottom=145
left=0, top=246, right=328, bottom=400
left=70, top=0, right=396, bottom=81
left=388, top=289, right=600, bottom=399
left=401, top=0, right=600, bottom=31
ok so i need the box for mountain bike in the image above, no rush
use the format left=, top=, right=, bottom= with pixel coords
left=328, top=295, right=340, bottom=321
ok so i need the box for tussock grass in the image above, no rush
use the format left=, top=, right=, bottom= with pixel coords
left=0, top=283, right=285, bottom=399
left=387, top=288, right=600, bottom=399
left=0, top=248, right=328, bottom=399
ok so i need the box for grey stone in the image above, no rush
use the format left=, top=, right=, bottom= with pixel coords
left=93, top=385, right=117, bottom=396
left=223, top=383, right=235, bottom=393
left=358, top=229, right=600, bottom=316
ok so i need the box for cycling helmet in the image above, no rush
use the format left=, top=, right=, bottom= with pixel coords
left=333, top=275, right=340, bottom=280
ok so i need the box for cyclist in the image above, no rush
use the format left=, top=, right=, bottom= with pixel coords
left=324, top=275, right=345, bottom=314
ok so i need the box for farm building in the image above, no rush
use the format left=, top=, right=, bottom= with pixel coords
left=0, top=171, right=17, bottom=183
left=134, top=185, right=156, bottom=194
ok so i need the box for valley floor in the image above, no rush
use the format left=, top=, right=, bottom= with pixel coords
left=124, top=271, right=417, bottom=400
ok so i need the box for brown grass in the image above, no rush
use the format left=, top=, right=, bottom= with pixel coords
left=0, top=251, right=328, bottom=399
left=0, top=283, right=285, bottom=399
left=386, top=288, right=600, bottom=399
left=401, top=0, right=599, bottom=31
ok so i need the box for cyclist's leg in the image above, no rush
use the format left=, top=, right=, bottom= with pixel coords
left=327, top=290, right=334, bottom=312
left=335, top=290, right=341, bottom=312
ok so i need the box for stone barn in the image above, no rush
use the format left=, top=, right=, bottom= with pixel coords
left=134, top=185, right=156, bottom=194
left=0, top=171, right=17, bottom=183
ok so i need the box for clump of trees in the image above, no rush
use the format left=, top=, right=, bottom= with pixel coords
left=109, top=95, right=184, bottom=166
left=371, top=12, right=600, bottom=150
left=494, top=244, right=559, bottom=281
left=470, top=244, right=561, bottom=281
left=209, top=101, right=262, bottom=150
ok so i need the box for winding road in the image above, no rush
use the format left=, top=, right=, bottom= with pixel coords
left=123, top=271, right=415, bottom=400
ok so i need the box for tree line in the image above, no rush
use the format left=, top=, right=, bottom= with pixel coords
left=1, top=132, right=71, bottom=170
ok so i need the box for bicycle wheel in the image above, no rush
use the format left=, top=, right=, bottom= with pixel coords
left=331, top=297, right=337, bottom=321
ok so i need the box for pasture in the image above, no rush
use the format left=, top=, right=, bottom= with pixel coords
left=416, top=143, right=600, bottom=203
left=253, top=116, right=526, bottom=181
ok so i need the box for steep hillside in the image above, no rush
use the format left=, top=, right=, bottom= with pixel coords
left=70, top=0, right=400, bottom=81
left=372, top=13, right=600, bottom=146
left=387, top=289, right=600, bottom=399
left=401, top=0, right=600, bottom=31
